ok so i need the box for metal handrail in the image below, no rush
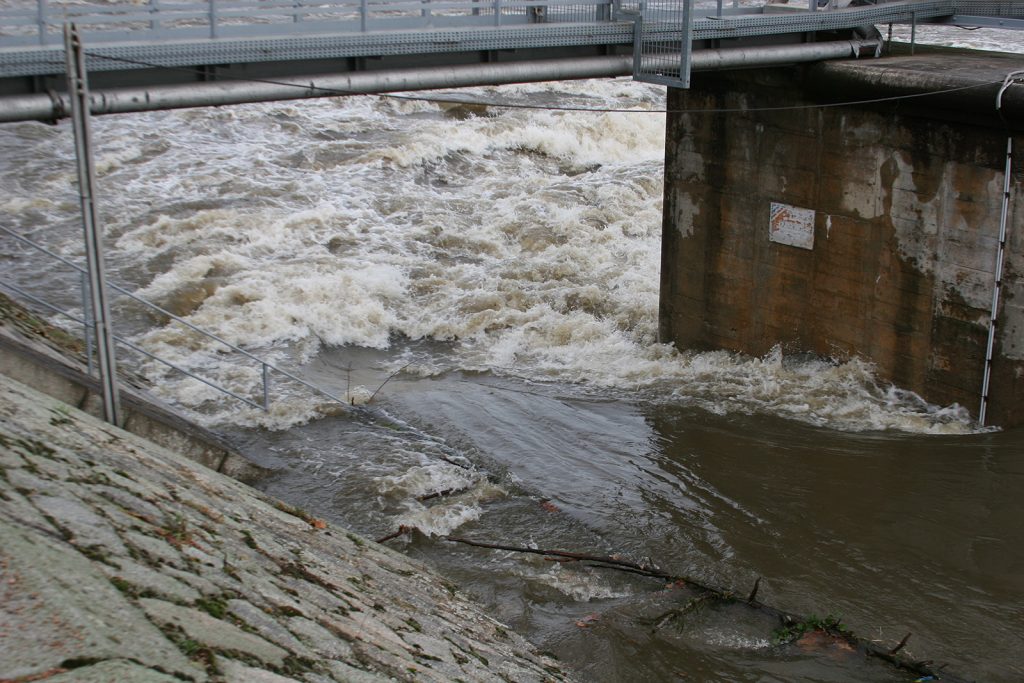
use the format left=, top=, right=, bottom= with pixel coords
left=0, top=224, right=350, bottom=414
left=0, top=0, right=1019, bottom=53
left=0, top=0, right=617, bottom=47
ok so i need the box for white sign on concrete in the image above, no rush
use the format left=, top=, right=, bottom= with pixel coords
left=769, top=202, right=815, bottom=250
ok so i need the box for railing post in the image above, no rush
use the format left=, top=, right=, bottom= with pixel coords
left=293, top=0, right=301, bottom=24
left=360, top=0, right=368, bottom=32
left=262, top=363, right=270, bottom=411
left=679, top=0, right=693, bottom=87
left=80, top=272, right=94, bottom=376
left=494, top=0, right=502, bottom=26
left=150, top=0, right=161, bottom=33
left=37, top=0, right=48, bottom=46
left=64, top=23, right=122, bottom=427
left=209, top=0, right=218, bottom=39
left=910, top=10, right=917, bottom=55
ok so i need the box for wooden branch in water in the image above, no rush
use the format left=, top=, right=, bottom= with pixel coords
left=747, top=576, right=761, bottom=603
left=442, top=536, right=675, bottom=579
left=890, top=632, right=911, bottom=655
left=649, top=592, right=716, bottom=631
left=417, top=486, right=470, bottom=502
left=380, top=533, right=972, bottom=683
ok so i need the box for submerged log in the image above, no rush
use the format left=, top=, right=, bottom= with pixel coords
left=377, top=528, right=973, bottom=682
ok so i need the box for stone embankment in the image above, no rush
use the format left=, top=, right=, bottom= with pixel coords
left=0, top=369, right=571, bottom=682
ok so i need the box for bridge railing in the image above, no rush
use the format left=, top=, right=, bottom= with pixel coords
left=0, top=0, right=616, bottom=47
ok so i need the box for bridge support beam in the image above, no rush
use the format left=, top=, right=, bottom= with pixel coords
left=659, top=51, right=1024, bottom=426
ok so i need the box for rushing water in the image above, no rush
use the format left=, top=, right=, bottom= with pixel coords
left=2, top=26, right=1024, bottom=682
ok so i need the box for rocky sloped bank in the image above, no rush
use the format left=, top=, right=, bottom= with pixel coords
left=0, top=373, right=571, bottom=683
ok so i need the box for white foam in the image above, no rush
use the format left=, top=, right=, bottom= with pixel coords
left=373, top=457, right=506, bottom=536
left=394, top=501, right=485, bottom=537
left=376, top=463, right=483, bottom=500
left=0, top=78, right=985, bottom=434
left=512, top=564, right=633, bottom=602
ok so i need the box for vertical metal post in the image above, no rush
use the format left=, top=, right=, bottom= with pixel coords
left=150, top=0, right=161, bottom=33
left=293, top=0, right=301, bottom=23
left=209, top=0, right=218, bottom=38
left=360, top=0, right=368, bottom=31
left=978, top=137, right=1013, bottom=427
left=631, top=14, right=643, bottom=80
left=64, top=23, right=121, bottom=426
left=678, top=0, right=693, bottom=87
left=910, top=12, right=917, bottom=55
left=80, top=271, right=95, bottom=376
left=716, top=0, right=722, bottom=18
left=262, top=363, right=270, bottom=411
left=37, top=0, right=48, bottom=45
left=494, top=0, right=502, bottom=27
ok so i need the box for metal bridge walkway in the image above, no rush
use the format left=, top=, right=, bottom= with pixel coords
left=0, top=0, right=1021, bottom=121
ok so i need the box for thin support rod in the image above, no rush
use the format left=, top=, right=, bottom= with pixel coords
left=209, top=0, right=218, bottom=38
left=979, top=136, right=1012, bottom=426
left=37, top=0, right=48, bottom=46
left=80, top=271, right=94, bottom=376
left=910, top=11, right=917, bottom=55
left=1, top=280, right=88, bottom=328
left=65, top=22, right=121, bottom=426
left=262, top=363, right=270, bottom=411
left=631, top=17, right=642, bottom=80
left=114, top=336, right=263, bottom=410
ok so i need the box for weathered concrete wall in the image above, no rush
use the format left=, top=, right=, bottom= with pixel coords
left=660, top=52, right=1024, bottom=426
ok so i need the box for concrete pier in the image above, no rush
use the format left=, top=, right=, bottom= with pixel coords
left=659, top=50, right=1024, bottom=426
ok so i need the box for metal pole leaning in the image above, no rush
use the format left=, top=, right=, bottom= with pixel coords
left=80, top=271, right=94, bottom=376
left=64, top=23, right=122, bottom=426
left=262, top=363, right=270, bottom=411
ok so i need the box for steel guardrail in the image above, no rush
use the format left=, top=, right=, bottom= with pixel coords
left=0, top=0, right=613, bottom=47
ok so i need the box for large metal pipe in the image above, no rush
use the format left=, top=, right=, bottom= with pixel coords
left=0, top=40, right=879, bottom=123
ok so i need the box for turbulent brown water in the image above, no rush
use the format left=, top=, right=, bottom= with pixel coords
left=1, top=25, right=1023, bottom=681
